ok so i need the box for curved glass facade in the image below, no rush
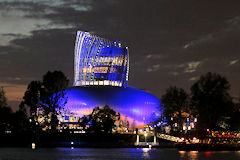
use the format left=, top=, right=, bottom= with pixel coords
left=74, top=31, right=129, bottom=87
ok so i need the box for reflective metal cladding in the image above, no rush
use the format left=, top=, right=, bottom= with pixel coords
left=74, top=31, right=129, bottom=87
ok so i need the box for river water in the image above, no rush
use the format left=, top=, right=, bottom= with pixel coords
left=0, top=148, right=240, bottom=160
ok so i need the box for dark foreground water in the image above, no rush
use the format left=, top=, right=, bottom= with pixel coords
left=0, top=148, right=240, bottom=160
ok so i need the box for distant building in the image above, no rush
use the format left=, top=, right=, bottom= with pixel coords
left=61, top=31, right=162, bottom=128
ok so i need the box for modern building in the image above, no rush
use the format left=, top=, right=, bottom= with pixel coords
left=61, top=31, right=162, bottom=128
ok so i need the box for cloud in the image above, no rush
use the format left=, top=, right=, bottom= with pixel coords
left=165, top=60, right=203, bottom=76
left=0, top=28, right=75, bottom=86
left=183, top=34, right=213, bottom=49
left=0, top=0, right=90, bottom=37
left=146, top=54, right=162, bottom=59
left=146, top=68, right=153, bottom=72
left=225, top=16, right=240, bottom=31
left=189, top=76, right=198, bottom=81
left=7, top=77, right=22, bottom=81
left=229, top=59, right=239, bottom=65
left=184, top=61, right=202, bottom=73
left=146, top=54, right=152, bottom=59
left=170, top=72, right=179, bottom=76
left=146, top=64, right=161, bottom=72
left=153, top=64, right=160, bottom=68
left=183, top=15, right=240, bottom=50
left=167, top=60, right=205, bottom=74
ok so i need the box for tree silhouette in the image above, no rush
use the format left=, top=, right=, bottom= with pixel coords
left=79, top=115, right=89, bottom=130
left=229, top=101, right=240, bottom=130
left=0, top=87, right=7, bottom=108
left=191, top=72, right=233, bottom=130
left=0, top=87, right=12, bottom=133
left=23, top=81, right=42, bottom=119
left=22, top=71, right=69, bottom=131
left=11, top=104, right=29, bottom=133
left=89, top=105, right=120, bottom=134
left=40, top=71, right=69, bottom=131
left=161, top=86, right=189, bottom=130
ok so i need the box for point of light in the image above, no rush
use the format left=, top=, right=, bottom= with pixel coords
left=142, top=148, right=150, bottom=152
left=32, top=143, right=35, bottom=149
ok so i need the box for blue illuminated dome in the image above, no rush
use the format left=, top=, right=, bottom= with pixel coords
left=64, top=86, right=161, bottom=127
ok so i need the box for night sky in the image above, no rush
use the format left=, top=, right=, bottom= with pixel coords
left=0, top=0, right=240, bottom=111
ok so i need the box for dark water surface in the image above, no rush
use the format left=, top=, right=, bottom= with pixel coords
left=0, top=148, right=240, bottom=160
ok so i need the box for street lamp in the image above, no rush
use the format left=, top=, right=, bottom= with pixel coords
left=144, top=132, right=148, bottom=143
left=183, top=125, right=186, bottom=131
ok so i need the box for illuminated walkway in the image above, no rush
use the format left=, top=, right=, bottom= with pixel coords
left=157, top=133, right=183, bottom=142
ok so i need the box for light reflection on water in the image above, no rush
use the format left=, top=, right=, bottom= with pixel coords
left=188, top=151, right=198, bottom=160
left=142, top=148, right=150, bottom=159
left=179, top=150, right=186, bottom=159
left=179, top=150, right=199, bottom=160
left=0, top=148, right=240, bottom=160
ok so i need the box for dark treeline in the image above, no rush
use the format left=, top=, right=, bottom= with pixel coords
left=161, top=72, right=240, bottom=134
left=0, top=71, right=70, bottom=147
left=0, top=71, right=70, bottom=134
left=0, top=70, right=124, bottom=147
left=0, top=87, right=28, bottom=134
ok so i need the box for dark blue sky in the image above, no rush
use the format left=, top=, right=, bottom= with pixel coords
left=0, top=0, right=240, bottom=110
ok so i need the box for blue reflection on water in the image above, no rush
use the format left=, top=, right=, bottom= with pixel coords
left=56, top=147, right=155, bottom=160
left=0, top=148, right=240, bottom=160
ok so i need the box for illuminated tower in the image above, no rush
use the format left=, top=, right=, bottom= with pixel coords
left=74, top=31, right=129, bottom=87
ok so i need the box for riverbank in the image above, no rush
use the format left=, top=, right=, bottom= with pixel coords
left=0, top=132, right=174, bottom=148
left=2, top=132, right=240, bottom=151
